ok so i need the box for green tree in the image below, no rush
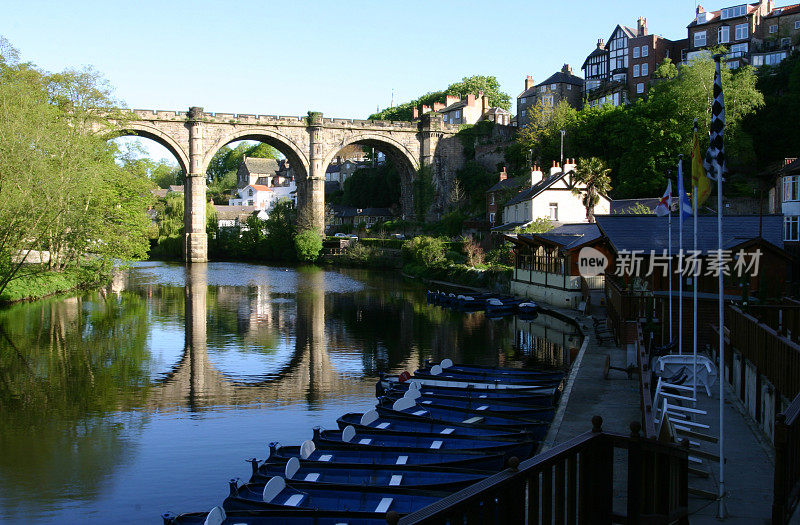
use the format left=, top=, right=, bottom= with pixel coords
left=445, top=75, right=511, bottom=110
left=294, top=229, right=322, bottom=262
left=413, top=166, right=435, bottom=221
left=572, top=157, right=612, bottom=222
left=402, top=236, right=447, bottom=267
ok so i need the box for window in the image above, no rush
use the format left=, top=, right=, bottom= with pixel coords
left=784, top=175, right=799, bottom=202
left=721, top=5, right=746, bottom=19
left=637, top=82, right=645, bottom=93
left=549, top=203, right=558, bottom=221
left=730, top=42, right=749, bottom=56
left=694, top=31, right=707, bottom=47
left=550, top=83, right=557, bottom=90
left=567, top=84, right=572, bottom=90
left=641, top=63, right=648, bottom=76
left=248, top=189, right=253, bottom=196
left=770, top=24, right=778, bottom=34
left=521, top=110, right=526, bottom=117
left=735, top=23, right=748, bottom=40
left=633, top=46, right=640, bottom=58
left=752, top=54, right=764, bottom=66
left=489, top=212, right=495, bottom=224
left=795, top=20, right=800, bottom=30
left=766, top=51, right=788, bottom=65
left=633, top=64, right=640, bottom=77
left=455, top=109, right=461, bottom=119
left=248, top=200, right=254, bottom=206
left=540, top=85, right=546, bottom=93
left=728, top=60, right=740, bottom=69
left=642, top=45, right=649, bottom=57
left=520, top=97, right=526, bottom=104
left=785, top=216, right=800, bottom=241
left=719, top=25, right=730, bottom=43
left=781, top=37, right=791, bottom=47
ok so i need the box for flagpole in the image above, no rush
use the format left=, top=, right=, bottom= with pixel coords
left=693, top=188, right=698, bottom=402
left=668, top=202, right=673, bottom=341
left=678, top=159, right=684, bottom=356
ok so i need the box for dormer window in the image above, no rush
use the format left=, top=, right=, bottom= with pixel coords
left=248, top=189, right=253, bottom=196
left=721, top=5, right=746, bottom=20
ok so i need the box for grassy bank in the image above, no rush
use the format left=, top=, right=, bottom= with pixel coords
left=403, top=262, right=511, bottom=293
left=0, top=265, right=110, bottom=304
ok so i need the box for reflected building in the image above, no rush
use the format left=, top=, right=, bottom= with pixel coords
left=511, top=314, right=582, bottom=368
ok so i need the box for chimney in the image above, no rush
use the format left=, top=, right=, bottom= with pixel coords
left=637, top=17, right=647, bottom=37
left=696, top=4, right=705, bottom=14
left=481, top=92, right=490, bottom=114
left=524, top=75, right=535, bottom=90
left=499, top=166, right=507, bottom=182
left=412, top=106, right=419, bottom=120
left=597, top=38, right=605, bottom=49
left=563, top=158, right=576, bottom=173
left=445, top=94, right=459, bottom=106
left=421, top=104, right=431, bottom=113
left=466, top=93, right=476, bottom=106
left=432, top=102, right=445, bottom=112
left=550, top=161, right=562, bottom=177
left=530, top=164, right=543, bottom=184
left=561, top=64, right=573, bottom=76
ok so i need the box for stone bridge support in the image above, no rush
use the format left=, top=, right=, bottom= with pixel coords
left=185, top=107, right=208, bottom=263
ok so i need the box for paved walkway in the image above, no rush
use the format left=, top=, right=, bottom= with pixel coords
left=540, top=303, right=779, bottom=523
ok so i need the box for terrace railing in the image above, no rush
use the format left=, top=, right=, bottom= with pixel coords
left=774, top=393, right=800, bottom=524
left=396, top=417, right=688, bottom=525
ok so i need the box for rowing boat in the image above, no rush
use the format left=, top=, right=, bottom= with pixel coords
left=336, top=410, right=534, bottom=439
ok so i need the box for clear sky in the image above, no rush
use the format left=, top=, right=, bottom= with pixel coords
left=2, top=0, right=709, bottom=161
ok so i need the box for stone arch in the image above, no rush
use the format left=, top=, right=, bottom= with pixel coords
left=203, top=128, right=310, bottom=179
left=321, top=133, right=421, bottom=218
left=106, top=123, right=191, bottom=175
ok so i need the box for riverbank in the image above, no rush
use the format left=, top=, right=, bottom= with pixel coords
left=0, top=265, right=111, bottom=304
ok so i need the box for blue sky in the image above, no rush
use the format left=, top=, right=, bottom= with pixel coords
left=3, top=0, right=709, bottom=162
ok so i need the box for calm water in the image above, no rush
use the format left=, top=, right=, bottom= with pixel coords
left=0, top=261, right=581, bottom=523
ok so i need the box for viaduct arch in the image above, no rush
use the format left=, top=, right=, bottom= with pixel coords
left=106, top=107, right=463, bottom=262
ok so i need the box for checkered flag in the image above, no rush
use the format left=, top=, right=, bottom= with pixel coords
left=703, top=55, right=726, bottom=181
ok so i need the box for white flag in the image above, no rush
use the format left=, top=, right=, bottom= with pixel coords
left=655, top=180, right=672, bottom=217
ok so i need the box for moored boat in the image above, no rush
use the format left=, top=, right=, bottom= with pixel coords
left=420, top=359, right=564, bottom=381
left=382, top=387, right=553, bottom=409
left=248, top=456, right=492, bottom=489
left=379, top=373, right=561, bottom=391
left=263, top=440, right=507, bottom=470
left=163, top=506, right=388, bottom=525
left=312, top=426, right=535, bottom=458
left=224, top=477, right=447, bottom=514
left=378, top=379, right=558, bottom=399
left=337, top=410, right=533, bottom=439
left=379, top=395, right=554, bottom=424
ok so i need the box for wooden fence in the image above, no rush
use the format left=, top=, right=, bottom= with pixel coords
left=397, top=417, right=688, bottom=525
left=744, top=304, right=800, bottom=341
left=605, top=276, right=656, bottom=339
left=726, top=305, right=800, bottom=401
left=773, top=393, right=800, bottom=524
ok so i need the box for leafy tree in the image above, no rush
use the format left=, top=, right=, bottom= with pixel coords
left=445, top=75, right=511, bottom=110
left=341, top=162, right=400, bottom=208
left=455, top=161, right=495, bottom=213
left=572, top=157, right=612, bottom=222
left=402, top=236, right=447, bottom=267
left=413, top=166, right=435, bottom=221
left=514, top=218, right=555, bottom=234
left=294, top=229, right=322, bottom=262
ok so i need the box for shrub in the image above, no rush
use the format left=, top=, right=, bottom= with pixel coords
left=402, top=236, right=447, bottom=267
left=462, top=235, right=485, bottom=267
left=295, top=230, right=322, bottom=262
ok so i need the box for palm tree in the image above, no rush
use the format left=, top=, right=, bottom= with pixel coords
left=572, top=157, right=612, bottom=223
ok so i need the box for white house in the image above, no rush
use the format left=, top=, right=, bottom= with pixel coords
left=229, top=184, right=273, bottom=209
left=498, top=160, right=611, bottom=228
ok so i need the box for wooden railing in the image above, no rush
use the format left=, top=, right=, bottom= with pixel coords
left=726, top=305, right=800, bottom=401
left=634, top=323, right=657, bottom=438
left=397, top=417, right=688, bottom=525
left=774, top=393, right=800, bottom=524
left=744, top=304, right=800, bottom=341
left=604, top=276, right=656, bottom=338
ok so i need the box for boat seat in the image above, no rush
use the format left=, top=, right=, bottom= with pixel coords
left=303, top=472, right=320, bottom=482
left=412, top=410, right=427, bottom=416
left=392, top=397, right=416, bottom=411
left=376, top=422, right=390, bottom=429
left=203, top=506, right=226, bottom=525
left=389, top=475, right=403, bottom=486
left=440, top=358, right=454, bottom=369
left=375, top=497, right=393, bottom=513
left=358, top=438, right=372, bottom=445
left=284, top=494, right=305, bottom=507
left=404, top=389, right=422, bottom=400
left=318, top=454, right=333, bottom=462
left=429, top=440, right=443, bottom=449
left=361, top=410, right=379, bottom=425
left=284, top=457, right=300, bottom=479
left=421, top=400, right=433, bottom=405
left=440, top=428, right=455, bottom=434
left=430, top=365, right=443, bottom=376
left=462, top=416, right=484, bottom=424
left=476, top=405, right=489, bottom=411
left=300, top=440, right=316, bottom=460
left=262, top=477, right=286, bottom=503
left=342, top=426, right=356, bottom=443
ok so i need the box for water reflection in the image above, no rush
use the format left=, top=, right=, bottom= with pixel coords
left=0, top=262, right=581, bottom=524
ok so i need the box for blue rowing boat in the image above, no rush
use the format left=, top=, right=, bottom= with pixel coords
left=224, top=477, right=446, bottom=514
left=312, top=426, right=535, bottom=458
left=264, top=440, right=507, bottom=470
left=413, top=367, right=564, bottom=385
left=419, top=360, right=565, bottom=381
left=382, top=388, right=553, bottom=410
left=163, top=507, right=388, bottom=525
left=378, top=379, right=558, bottom=399
left=379, top=373, right=560, bottom=391
left=484, top=297, right=526, bottom=315
left=248, top=456, right=491, bottom=490
left=337, top=410, right=533, bottom=439
left=378, top=395, right=554, bottom=424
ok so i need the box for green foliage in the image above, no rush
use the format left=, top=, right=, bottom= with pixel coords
left=0, top=264, right=107, bottom=303
left=402, top=236, right=447, bottom=267
left=413, top=166, right=435, bottom=221
left=514, top=217, right=554, bottom=234
left=572, top=157, right=612, bottom=222
left=515, top=54, right=764, bottom=198
left=369, top=75, right=511, bottom=121
left=0, top=38, right=152, bottom=297
left=743, top=52, right=800, bottom=166
left=294, top=230, right=322, bottom=262
left=205, top=141, right=279, bottom=204
left=455, top=161, right=497, bottom=214
left=613, top=202, right=654, bottom=215
left=209, top=200, right=298, bottom=262
left=341, top=162, right=401, bottom=208
left=116, top=142, right=183, bottom=188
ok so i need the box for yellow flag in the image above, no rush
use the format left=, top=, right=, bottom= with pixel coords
left=691, top=120, right=711, bottom=209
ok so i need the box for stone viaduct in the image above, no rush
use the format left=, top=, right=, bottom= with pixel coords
left=109, top=107, right=463, bottom=262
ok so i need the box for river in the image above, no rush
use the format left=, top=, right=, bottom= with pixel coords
left=0, top=261, right=581, bottom=523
